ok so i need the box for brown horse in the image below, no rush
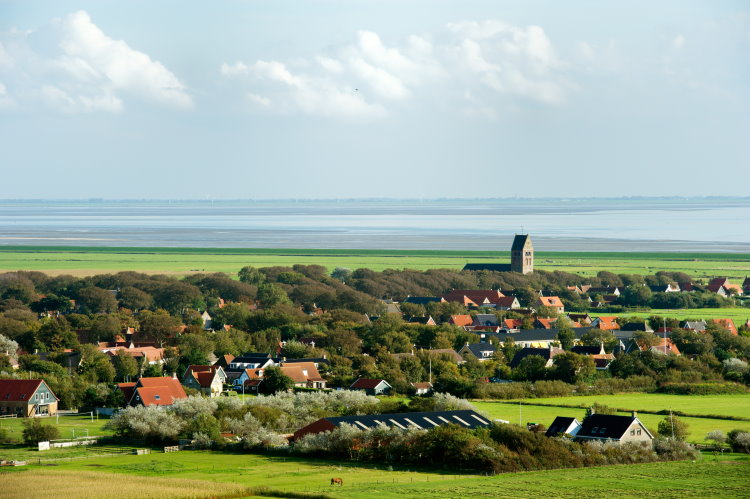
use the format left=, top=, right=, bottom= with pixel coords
left=330, top=477, right=343, bottom=486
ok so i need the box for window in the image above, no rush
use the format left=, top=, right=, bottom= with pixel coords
left=592, top=427, right=598, bottom=433
left=630, top=429, right=635, bottom=436
left=637, top=429, right=642, bottom=435
left=154, top=395, right=161, bottom=400
left=34, top=394, right=38, bottom=401
left=600, top=427, right=607, bottom=434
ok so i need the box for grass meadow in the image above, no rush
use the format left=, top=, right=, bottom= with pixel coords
left=0, top=246, right=749, bottom=278
left=1, top=450, right=748, bottom=499
left=472, top=392, right=750, bottom=444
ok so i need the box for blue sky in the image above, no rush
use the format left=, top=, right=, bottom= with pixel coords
left=0, top=1, right=748, bottom=199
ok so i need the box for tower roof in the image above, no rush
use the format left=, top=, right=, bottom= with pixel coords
left=511, top=234, right=531, bottom=251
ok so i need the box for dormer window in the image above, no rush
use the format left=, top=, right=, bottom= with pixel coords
left=154, top=395, right=160, bottom=400
left=600, top=427, right=607, bottom=434
left=592, top=427, right=598, bottom=433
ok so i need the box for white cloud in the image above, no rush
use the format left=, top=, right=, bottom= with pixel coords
left=0, top=81, right=15, bottom=108
left=220, top=19, right=570, bottom=119
left=0, top=10, right=192, bottom=112
left=577, top=41, right=595, bottom=61
left=672, top=35, right=686, bottom=49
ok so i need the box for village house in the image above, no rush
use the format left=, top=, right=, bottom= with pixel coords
left=293, top=410, right=492, bottom=441
left=403, top=296, right=446, bottom=305
left=126, top=376, right=188, bottom=407
left=712, top=318, right=738, bottom=335
left=707, top=277, right=743, bottom=296
left=571, top=344, right=616, bottom=369
left=573, top=412, right=654, bottom=445
left=590, top=316, right=619, bottom=330
left=349, top=378, right=392, bottom=395
left=0, top=379, right=58, bottom=417
left=649, top=283, right=681, bottom=293
left=682, top=320, right=707, bottom=332
left=182, top=365, right=227, bottom=397
left=473, top=314, right=500, bottom=327
left=280, top=361, right=327, bottom=389
left=458, top=342, right=497, bottom=361
left=227, top=353, right=280, bottom=371
left=586, top=286, right=622, bottom=297
left=537, top=296, right=564, bottom=314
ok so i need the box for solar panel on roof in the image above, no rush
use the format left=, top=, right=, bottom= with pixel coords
left=389, top=419, right=407, bottom=429
left=452, top=415, right=471, bottom=426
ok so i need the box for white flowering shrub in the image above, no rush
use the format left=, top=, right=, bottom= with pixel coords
left=431, top=392, right=476, bottom=411
left=107, top=405, right=184, bottom=441
left=171, top=395, right=218, bottom=420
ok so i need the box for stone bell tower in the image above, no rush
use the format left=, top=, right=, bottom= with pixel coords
left=510, top=234, right=533, bottom=274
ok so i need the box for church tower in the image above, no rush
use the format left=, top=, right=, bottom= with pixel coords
left=510, top=234, right=533, bottom=274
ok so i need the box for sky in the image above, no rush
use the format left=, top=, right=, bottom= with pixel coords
left=0, top=1, right=748, bottom=199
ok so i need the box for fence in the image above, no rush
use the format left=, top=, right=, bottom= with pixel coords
left=164, top=445, right=180, bottom=453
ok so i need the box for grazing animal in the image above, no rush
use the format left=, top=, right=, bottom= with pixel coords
left=331, top=477, right=343, bottom=486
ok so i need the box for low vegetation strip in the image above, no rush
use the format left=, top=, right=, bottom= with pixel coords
left=1, top=469, right=253, bottom=499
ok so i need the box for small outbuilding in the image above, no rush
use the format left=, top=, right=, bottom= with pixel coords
left=349, top=378, right=392, bottom=396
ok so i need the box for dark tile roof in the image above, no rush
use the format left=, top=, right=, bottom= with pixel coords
left=571, top=345, right=604, bottom=355
left=511, top=234, right=530, bottom=251
left=575, top=414, right=650, bottom=440
left=463, top=263, right=512, bottom=272
left=323, top=410, right=491, bottom=431
left=545, top=416, right=579, bottom=437
left=462, top=342, right=496, bottom=358
left=493, top=327, right=594, bottom=343
left=350, top=378, right=390, bottom=390
left=403, top=296, right=444, bottom=305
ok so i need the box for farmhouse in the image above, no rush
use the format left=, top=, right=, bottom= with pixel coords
left=510, top=346, right=565, bottom=368
left=573, top=412, right=654, bottom=445
left=463, top=234, right=534, bottom=274
left=410, top=382, right=433, bottom=395
left=293, top=410, right=492, bottom=441
left=350, top=378, right=392, bottom=395
left=0, top=379, right=58, bottom=417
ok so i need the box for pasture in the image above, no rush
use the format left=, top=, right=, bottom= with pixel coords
left=0, top=246, right=749, bottom=278
left=0, top=413, right=111, bottom=444
left=1, top=449, right=748, bottom=499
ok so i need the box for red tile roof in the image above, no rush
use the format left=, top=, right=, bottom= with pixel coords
left=0, top=379, right=57, bottom=402
left=538, top=296, right=564, bottom=308
left=131, top=377, right=187, bottom=406
left=449, top=315, right=473, bottom=327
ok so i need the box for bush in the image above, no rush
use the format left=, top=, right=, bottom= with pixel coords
left=728, top=429, right=750, bottom=453
left=106, top=405, right=184, bottom=443
left=22, top=418, right=60, bottom=445
left=657, top=414, right=689, bottom=441
left=658, top=382, right=747, bottom=395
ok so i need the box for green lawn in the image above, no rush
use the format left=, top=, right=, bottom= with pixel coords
left=504, top=393, right=750, bottom=420
left=5, top=449, right=748, bottom=499
left=0, top=246, right=748, bottom=278
left=472, top=400, right=750, bottom=444
left=0, top=413, right=112, bottom=443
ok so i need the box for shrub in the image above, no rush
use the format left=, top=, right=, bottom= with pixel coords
left=653, top=438, right=698, bottom=460
left=658, top=382, right=747, bottom=395
left=657, top=414, right=689, bottom=441
left=22, top=418, right=60, bottom=445
left=106, top=405, right=184, bottom=442
left=728, top=430, right=750, bottom=453
left=705, top=430, right=727, bottom=450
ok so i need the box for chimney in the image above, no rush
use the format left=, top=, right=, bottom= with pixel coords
left=171, top=372, right=177, bottom=380
left=632, top=411, right=637, bottom=418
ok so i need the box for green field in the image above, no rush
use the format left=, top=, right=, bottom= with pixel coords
left=0, top=246, right=749, bottom=278
left=2, top=449, right=748, bottom=498
left=472, top=394, right=750, bottom=444
left=591, top=308, right=750, bottom=325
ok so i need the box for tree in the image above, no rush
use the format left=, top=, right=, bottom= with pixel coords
left=238, top=266, right=266, bottom=286
left=113, top=350, right=139, bottom=381
left=0, top=333, right=18, bottom=356
left=77, top=286, right=119, bottom=314
left=139, top=310, right=181, bottom=347
left=90, top=314, right=121, bottom=343
left=580, top=328, right=618, bottom=351
left=76, top=344, right=116, bottom=383
left=584, top=403, right=616, bottom=420
left=118, top=286, right=153, bottom=311
left=550, top=352, right=595, bottom=384
left=633, top=331, right=661, bottom=349
left=657, top=414, right=689, bottom=441
left=38, top=317, right=78, bottom=351
left=261, top=366, right=294, bottom=394
left=331, top=267, right=352, bottom=282
left=557, top=327, right=575, bottom=351
left=22, top=418, right=60, bottom=445
left=512, top=355, right=547, bottom=381
left=257, top=284, right=291, bottom=307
